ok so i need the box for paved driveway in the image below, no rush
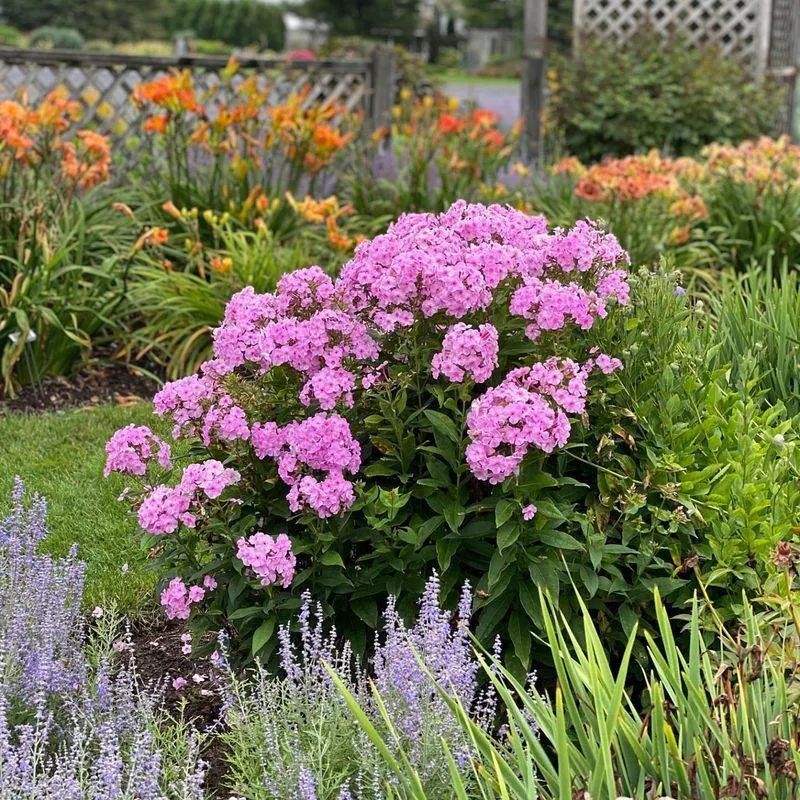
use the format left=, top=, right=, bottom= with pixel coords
left=444, top=81, right=521, bottom=128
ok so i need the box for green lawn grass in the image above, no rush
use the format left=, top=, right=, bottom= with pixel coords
left=430, top=67, right=520, bottom=86
left=0, top=403, right=157, bottom=613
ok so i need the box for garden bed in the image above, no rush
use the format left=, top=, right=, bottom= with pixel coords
left=1, top=34, right=799, bottom=799
left=0, top=361, right=158, bottom=415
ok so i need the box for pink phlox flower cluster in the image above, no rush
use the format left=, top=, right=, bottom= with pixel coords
left=336, top=202, right=551, bottom=331
left=200, top=395, right=250, bottom=445
left=179, top=459, right=241, bottom=499
left=287, top=472, right=355, bottom=518
left=260, top=309, right=378, bottom=375
left=137, top=460, right=240, bottom=535
left=465, top=380, right=571, bottom=484
left=506, top=358, right=593, bottom=414
left=251, top=413, right=360, bottom=517
left=299, top=366, right=356, bottom=410
left=103, top=424, right=171, bottom=477
left=595, top=268, right=631, bottom=305
left=466, top=352, right=623, bottom=483
left=509, top=279, right=607, bottom=341
left=431, top=323, right=499, bottom=384
left=544, top=220, right=629, bottom=273
left=236, top=532, right=296, bottom=588
left=153, top=374, right=216, bottom=438
left=160, top=576, right=208, bottom=620
left=138, top=485, right=196, bottom=535
left=275, top=266, right=336, bottom=316
left=211, top=286, right=281, bottom=374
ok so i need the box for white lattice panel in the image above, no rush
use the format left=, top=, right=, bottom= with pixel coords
left=573, top=0, right=773, bottom=74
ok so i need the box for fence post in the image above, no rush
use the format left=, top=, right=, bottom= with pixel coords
left=572, top=0, right=584, bottom=53
left=756, top=0, right=773, bottom=78
left=370, top=45, right=395, bottom=130
left=791, top=0, right=800, bottom=140
left=521, top=0, right=548, bottom=162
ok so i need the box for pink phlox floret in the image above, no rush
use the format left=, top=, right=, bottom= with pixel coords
left=200, top=395, right=250, bottom=445
left=545, top=220, right=628, bottom=273
left=465, top=382, right=571, bottom=484
left=275, top=266, right=336, bottom=316
left=179, top=459, right=241, bottom=500
left=593, top=353, right=624, bottom=374
left=431, top=323, right=499, bottom=384
left=103, top=424, right=172, bottom=477
left=251, top=414, right=360, bottom=516
left=509, top=279, right=606, bottom=338
left=286, top=471, right=355, bottom=518
left=299, top=367, right=356, bottom=410
left=160, top=576, right=207, bottom=620
left=236, top=532, right=296, bottom=588
left=138, top=485, right=196, bottom=536
left=153, top=374, right=216, bottom=438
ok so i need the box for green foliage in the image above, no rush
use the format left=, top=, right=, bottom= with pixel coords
left=300, top=0, right=420, bottom=42
left=709, top=264, right=800, bottom=411
left=0, top=193, right=139, bottom=396
left=0, top=25, right=23, bottom=46
left=584, top=268, right=800, bottom=622
left=686, top=175, right=800, bottom=273
left=190, top=38, right=232, bottom=55
left=547, top=28, right=785, bottom=162
left=340, top=588, right=800, bottom=799
left=6, top=0, right=166, bottom=43
left=164, top=0, right=285, bottom=49
left=461, top=0, right=521, bottom=28
left=29, top=26, right=85, bottom=49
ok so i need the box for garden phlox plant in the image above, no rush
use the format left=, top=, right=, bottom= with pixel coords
left=105, top=200, right=629, bottom=666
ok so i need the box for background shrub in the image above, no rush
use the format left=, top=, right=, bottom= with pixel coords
left=164, top=0, right=285, bottom=49
left=29, top=25, right=85, bottom=49
left=546, top=28, right=785, bottom=162
left=0, top=25, right=23, bottom=46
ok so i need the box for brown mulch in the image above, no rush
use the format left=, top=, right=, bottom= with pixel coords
left=127, top=619, right=231, bottom=793
left=0, top=362, right=160, bottom=416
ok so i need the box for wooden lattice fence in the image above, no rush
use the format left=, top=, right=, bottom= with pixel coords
left=0, top=46, right=395, bottom=168
left=572, top=0, right=775, bottom=75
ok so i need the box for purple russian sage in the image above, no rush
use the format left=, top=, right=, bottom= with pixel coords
left=223, top=572, right=497, bottom=798
left=0, top=482, right=208, bottom=799
left=0, top=653, right=208, bottom=799
left=373, top=572, right=498, bottom=774
left=0, top=478, right=86, bottom=702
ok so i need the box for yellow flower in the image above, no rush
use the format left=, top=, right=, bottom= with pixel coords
left=210, top=255, right=233, bottom=274
left=161, top=201, right=181, bottom=220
